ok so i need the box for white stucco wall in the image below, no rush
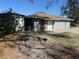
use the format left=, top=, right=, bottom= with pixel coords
left=34, top=20, right=70, bottom=32
left=34, top=20, right=53, bottom=32
left=16, top=16, right=24, bottom=31
left=45, top=21, right=53, bottom=31
left=53, top=21, right=70, bottom=31
left=45, top=21, right=70, bottom=31
left=34, top=20, right=40, bottom=32
left=66, top=22, right=70, bottom=28
left=53, top=22, right=65, bottom=30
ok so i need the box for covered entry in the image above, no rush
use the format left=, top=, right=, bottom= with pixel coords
left=34, top=19, right=45, bottom=32
left=24, top=18, right=34, bottom=31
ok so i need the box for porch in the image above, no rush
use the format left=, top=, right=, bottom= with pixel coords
left=24, top=18, right=46, bottom=32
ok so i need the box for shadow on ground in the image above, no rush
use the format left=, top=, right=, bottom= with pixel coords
left=0, top=33, right=79, bottom=59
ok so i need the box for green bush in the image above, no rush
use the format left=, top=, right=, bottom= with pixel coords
left=0, top=12, right=18, bottom=37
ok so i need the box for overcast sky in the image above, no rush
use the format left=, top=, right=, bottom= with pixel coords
left=0, top=0, right=63, bottom=16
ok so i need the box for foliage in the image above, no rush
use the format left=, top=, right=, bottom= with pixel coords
left=61, top=0, right=79, bottom=25
left=29, top=0, right=58, bottom=9
left=0, top=9, right=18, bottom=37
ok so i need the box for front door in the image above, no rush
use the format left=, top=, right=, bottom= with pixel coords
left=40, top=20, right=45, bottom=31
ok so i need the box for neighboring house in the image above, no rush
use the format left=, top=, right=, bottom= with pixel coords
left=0, top=13, right=25, bottom=31
left=25, top=12, right=73, bottom=32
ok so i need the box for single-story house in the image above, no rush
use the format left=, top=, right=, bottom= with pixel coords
left=0, top=13, right=25, bottom=31
left=25, top=12, right=73, bottom=32
left=0, top=12, right=73, bottom=32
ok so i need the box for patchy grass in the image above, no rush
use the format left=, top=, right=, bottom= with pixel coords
left=46, top=32, right=77, bottom=46
left=5, top=42, right=16, bottom=48
left=54, top=37, right=75, bottom=46
left=0, top=42, right=14, bottom=48
left=28, top=32, right=77, bottom=46
left=0, top=31, right=79, bottom=59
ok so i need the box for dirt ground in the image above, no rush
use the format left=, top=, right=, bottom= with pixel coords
left=0, top=27, right=79, bottom=59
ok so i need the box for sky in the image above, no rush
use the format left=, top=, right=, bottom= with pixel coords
left=0, top=0, right=63, bottom=16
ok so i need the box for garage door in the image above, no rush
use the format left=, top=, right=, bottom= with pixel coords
left=53, top=22, right=66, bottom=30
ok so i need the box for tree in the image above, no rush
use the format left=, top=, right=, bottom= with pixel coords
left=61, top=0, right=79, bottom=26
left=0, top=8, right=18, bottom=37
left=29, top=0, right=58, bottom=9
